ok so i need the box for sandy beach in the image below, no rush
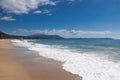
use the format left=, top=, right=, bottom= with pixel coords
left=0, top=40, right=31, bottom=80
left=0, top=40, right=81, bottom=80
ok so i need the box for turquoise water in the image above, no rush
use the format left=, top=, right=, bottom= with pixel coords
left=30, top=38, right=120, bottom=61
left=12, top=39, right=120, bottom=80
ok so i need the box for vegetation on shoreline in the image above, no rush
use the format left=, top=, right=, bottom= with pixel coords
left=0, top=32, right=63, bottom=39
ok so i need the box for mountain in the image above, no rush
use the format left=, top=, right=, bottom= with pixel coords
left=0, top=31, right=113, bottom=40
left=0, top=32, right=28, bottom=39
left=68, top=38, right=114, bottom=40
left=29, top=34, right=63, bottom=39
left=0, top=32, right=10, bottom=38
left=0, top=32, right=63, bottom=39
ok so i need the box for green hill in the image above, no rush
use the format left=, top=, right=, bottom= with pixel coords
left=0, top=32, right=63, bottom=39
left=0, top=32, right=29, bottom=39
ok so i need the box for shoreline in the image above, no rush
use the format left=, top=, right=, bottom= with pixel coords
left=0, top=40, right=81, bottom=80
left=11, top=45, right=81, bottom=80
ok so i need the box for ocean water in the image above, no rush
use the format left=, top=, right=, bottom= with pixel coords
left=11, top=38, right=120, bottom=80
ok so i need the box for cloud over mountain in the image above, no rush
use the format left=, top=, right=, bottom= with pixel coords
left=13, top=29, right=112, bottom=38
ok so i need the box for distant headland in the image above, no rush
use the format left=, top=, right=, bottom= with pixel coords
left=0, top=32, right=63, bottom=39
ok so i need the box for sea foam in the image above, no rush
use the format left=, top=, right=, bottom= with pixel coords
left=11, top=40, right=120, bottom=80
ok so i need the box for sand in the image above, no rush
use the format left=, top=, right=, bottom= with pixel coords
left=11, top=47, right=82, bottom=80
left=0, top=39, right=81, bottom=80
left=0, top=40, right=31, bottom=80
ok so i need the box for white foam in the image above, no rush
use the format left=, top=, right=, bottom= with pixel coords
left=11, top=40, right=120, bottom=80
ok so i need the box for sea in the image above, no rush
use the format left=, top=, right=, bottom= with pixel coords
left=11, top=38, right=120, bottom=80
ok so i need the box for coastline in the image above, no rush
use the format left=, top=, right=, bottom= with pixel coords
left=0, top=39, right=81, bottom=80
left=11, top=44, right=81, bottom=80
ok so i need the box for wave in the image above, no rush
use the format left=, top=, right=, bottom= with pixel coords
left=11, top=40, right=120, bottom=80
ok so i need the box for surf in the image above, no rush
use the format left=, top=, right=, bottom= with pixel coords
left=11, top=40, right=120, bottom=80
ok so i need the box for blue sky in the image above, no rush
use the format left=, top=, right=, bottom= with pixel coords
left=0, top=0, right=120, bottom=38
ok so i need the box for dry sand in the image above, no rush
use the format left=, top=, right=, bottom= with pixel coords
left=0, top=39, right=82, bottom=80
left=0, top=40, right=31, bottom=80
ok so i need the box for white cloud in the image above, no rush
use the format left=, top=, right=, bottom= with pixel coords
left=0, top=16, right=16, bottom=21
left=33, top=10, right=42, bottom=14
left=0, top=0, right=82, bottom=15
left=68, top=0, right=75, bottom=1
left=0, top=0, right=56, bottom=14
left=33, top=10, right=52, bottom=15
left=43, top=10, right=51, bottom=14
left=13, top=29, right=112, bottom=38
left=67, top=0, right=82, bottom=3
left=43, top=10, right=52, bottom=15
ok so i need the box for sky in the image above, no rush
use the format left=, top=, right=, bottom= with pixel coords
left=0, top=0, right=120, bottom=38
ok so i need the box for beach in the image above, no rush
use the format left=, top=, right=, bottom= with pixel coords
left=11, top=39, right=120, bottom=80
left=0, top=40, right=81, bottom=80
left=0, top=40, right=31, bottom=80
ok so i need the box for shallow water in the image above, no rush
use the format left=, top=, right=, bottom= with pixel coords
left=12, top=39, right=120, bottom=80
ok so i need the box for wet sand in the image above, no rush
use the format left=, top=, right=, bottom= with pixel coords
left=0, top=40, right=31, bottom=80
left=0, top=39, right=81, bottom=80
